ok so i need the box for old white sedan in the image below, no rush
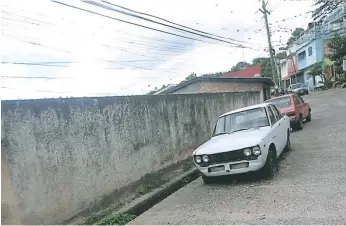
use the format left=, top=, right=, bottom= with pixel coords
left=193, top=103, right=291, bottom=184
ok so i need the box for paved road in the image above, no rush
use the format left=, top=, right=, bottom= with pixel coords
left=130, top=89, right=346, bottom=225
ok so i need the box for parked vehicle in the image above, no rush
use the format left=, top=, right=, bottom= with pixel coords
left=287, top=83, right=309, bottom=95
left=265, top=94, right=311, bottom=130
left=192, top=103, right=291, bottom=184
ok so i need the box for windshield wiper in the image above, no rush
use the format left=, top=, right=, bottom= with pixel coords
left=213, top=132, right=231, bottom=137
left=231, top=128, right=251, bottom=133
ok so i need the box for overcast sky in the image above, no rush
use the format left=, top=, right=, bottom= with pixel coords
left=1, top=0, right=314, bottom=100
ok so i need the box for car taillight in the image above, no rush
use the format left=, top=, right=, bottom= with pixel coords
left=285, top=111, right=296, bottom=116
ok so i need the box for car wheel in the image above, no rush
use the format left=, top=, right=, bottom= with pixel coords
left=296, top=115, right=303, bottom=130
left=283, top=131, right=291, bottom=152
left=202, top=175, right=214, bottom=184
left=262, top=148, right=278, bottom=180
left=306, top=111, right=311, bottom=122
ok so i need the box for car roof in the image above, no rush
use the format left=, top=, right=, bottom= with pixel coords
left=265, top=94, right=293, bottom=101
left=219, top=103, right=271, bottom=117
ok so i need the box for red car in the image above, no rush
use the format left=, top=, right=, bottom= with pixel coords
left=265, top=94, right=311, bottom=130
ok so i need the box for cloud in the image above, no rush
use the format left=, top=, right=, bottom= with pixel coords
left=1, top=0, right=313, bottom=99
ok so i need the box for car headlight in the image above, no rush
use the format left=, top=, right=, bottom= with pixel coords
left=252, top=146, right=261, bottom=155
left=202, top=155, right=209, bottom=162
left=244, top=148, right=252, bottom=156
left=195, top=156, right=201, bottom=164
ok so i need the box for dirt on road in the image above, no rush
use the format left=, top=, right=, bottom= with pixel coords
left=130, top=89, right=346, bottom=225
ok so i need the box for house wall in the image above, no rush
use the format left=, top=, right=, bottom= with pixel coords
left=169, top=81, right=269, bottom=102
left=280, top=60, right=288, bottom=81
left=287, top=55, right=298, bottom=76
left=1, top=92, right=261, bottom=224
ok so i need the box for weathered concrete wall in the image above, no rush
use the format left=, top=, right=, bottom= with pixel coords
left=169, top=81, right=268, bottom=102
left=1, top=92, right=261, bottom=224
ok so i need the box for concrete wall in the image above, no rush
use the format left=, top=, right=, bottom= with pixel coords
left=1, top=92, right=261, bottom=224
left=169, top=81, right=268, bottom=102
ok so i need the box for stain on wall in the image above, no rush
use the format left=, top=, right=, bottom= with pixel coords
left=1, top=91, right=261, bottom=224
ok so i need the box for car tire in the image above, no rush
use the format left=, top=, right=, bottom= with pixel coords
left=262, top=148, right=278, bottom=180
left=202, top=175, right=214, bottom=184
left=283, top=131, right=291, bottom=152
left=296, top=115, right=303, bottom=130
left=306, top=111, right=311, bottom=122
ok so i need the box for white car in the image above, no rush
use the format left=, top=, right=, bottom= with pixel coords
left=193, top=103, right=291, bottom=184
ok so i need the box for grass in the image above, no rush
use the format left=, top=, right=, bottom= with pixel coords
left=98, top=213, right=136, bottom=225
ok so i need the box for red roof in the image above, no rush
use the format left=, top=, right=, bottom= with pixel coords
left=219, top=65, right=262, bottom=78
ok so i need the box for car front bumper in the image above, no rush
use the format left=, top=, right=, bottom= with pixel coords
left=196, top=155, right=266, bottom=177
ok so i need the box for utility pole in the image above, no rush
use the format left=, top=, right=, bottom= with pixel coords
left=259, top=0, right=278, bottom=87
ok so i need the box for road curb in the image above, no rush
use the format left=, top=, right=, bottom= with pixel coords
left=96, top=168, right=199, bottom=225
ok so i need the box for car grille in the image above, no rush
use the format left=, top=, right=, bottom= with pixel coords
left=200, top=149, right=258, bottom=167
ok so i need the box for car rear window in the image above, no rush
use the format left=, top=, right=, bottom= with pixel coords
left=266, top=97, right=292, bottom=108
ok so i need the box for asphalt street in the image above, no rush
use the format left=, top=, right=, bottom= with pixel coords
left=130, top=89, right=346, bottom=225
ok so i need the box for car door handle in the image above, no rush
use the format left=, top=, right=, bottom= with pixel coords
left=273, top=136, right=276, bottom=139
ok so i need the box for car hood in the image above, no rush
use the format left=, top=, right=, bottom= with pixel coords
left=293, top=88, right=305, bottom=91
left=193, top=127, right=271, bottom=155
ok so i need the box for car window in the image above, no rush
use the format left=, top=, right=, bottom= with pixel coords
left=271, top=105, right=282, bottom=120
left=212, top=107, right=270, bottom=136
left=266, top=96, right=292, bottom=108
left=266, top=107, right=277, bottom=125
left=297, top=96, right=305, bottom=103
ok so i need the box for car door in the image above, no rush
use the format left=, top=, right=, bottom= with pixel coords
left=266, top=106, right=281, bottom=158
left=269, top=104, right=286, bottom=154
left=293, top=95, right=303, bottom=118
left=296, top=95, right=309, bottom=118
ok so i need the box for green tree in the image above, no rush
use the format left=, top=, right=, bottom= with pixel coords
left=252, top=57, right=272, bottom=78
left=307, top=62, right=323, bottom=86
left=276, top=51, right=287, bottom=60
left=286, top=28, right=305, bottom=46
left=312, top=0, right=344, bottom=23
left=183, top=72, right=197, bottom=82
left=230, top=61, right=250, bottom=72
left=147, top=84, right=170, bottom=94
left=327, top=33, right=346, bottom=79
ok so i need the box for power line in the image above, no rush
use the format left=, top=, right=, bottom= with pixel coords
left=0, top=61, right=155, bottom=70
left=51, top=1, right=253, bottom=49
left=1, top=86, right=119, bottom=96
left=99, top=0, right=250, bottom=44
left=1, top=76, right=74, bottom=79
left=83, top=0, right=258, bottom=48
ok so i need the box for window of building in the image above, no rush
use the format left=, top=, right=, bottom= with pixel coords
left=308, top=47, right=312, bottom=56
left=298, top=51, right=306, bottom=61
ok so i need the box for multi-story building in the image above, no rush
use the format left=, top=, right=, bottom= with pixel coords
left=296, top=38, right=324, bottom=87
left=282, top=4, right=346, bottom=88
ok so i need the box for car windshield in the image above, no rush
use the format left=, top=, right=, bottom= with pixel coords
left=213, top=107, right=270, bottom=136
left=291, top=83, right=302, bottom=89
left=266, top=97, right=292, bottom=108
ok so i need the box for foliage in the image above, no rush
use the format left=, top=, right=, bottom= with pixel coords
left=230, top=61, right=250, bottom=72
left=327, top=34, right=346, bottom=78
left=276, top=52, right=287, bottom=60
left=286, top=28, right=305, bottom=46
left=252, top=57, right=272, bottom=78
left=147, top=84, right=170, bottom=95
left=307, top=62, right=323, bottom=85
left=312, top=0, right=344, bottom=23
left=99, top=213, right=136, bottom=225
left=183, top=72, right=197, bottom=82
